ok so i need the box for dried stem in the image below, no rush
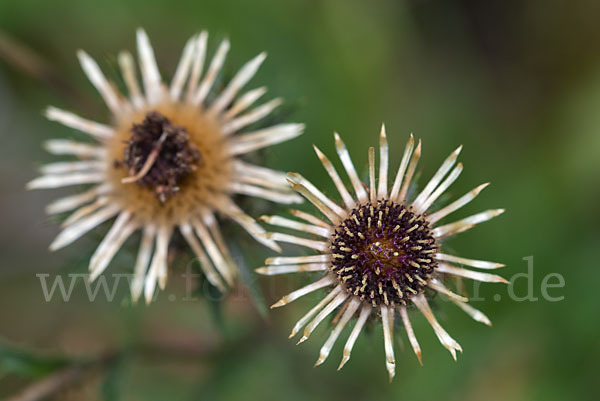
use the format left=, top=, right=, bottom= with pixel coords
left=5, top=366, right=82, bottom=401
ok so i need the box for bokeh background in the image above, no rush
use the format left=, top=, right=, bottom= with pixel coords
left=1, top=0, right=599, bottom=400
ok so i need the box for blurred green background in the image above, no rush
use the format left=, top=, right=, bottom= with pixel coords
left=0, top=0, right=598, bottom=400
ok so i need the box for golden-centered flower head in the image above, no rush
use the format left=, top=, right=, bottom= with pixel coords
left=28, top=29, right=305, bottom=303
left=258, top=125, right=506, bottom=381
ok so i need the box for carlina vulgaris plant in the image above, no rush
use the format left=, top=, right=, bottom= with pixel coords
left=258, top=125, right=506, bottom=381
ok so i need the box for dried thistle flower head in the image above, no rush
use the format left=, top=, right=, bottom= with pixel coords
left=28, top=29, right=305, bottom=303
left=258, top=126, right=506, bottom=381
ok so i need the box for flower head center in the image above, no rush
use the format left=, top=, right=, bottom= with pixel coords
left=367, top=238, right=408, bottom=272
left=120, top=111, right=201, bottom=203
left=330, top=200, right=438, bottom=307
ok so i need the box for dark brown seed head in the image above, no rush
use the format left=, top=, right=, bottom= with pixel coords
left=120, top=111, right=201, bottom=203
